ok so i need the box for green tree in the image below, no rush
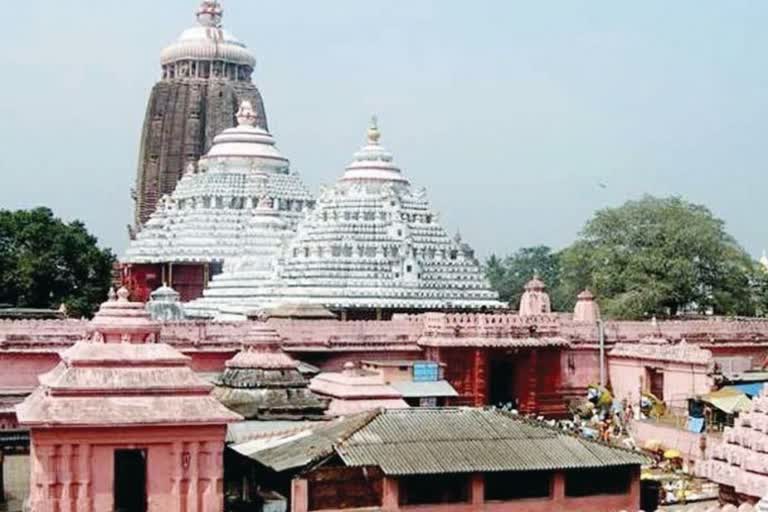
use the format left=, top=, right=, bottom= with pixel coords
left=0, top=208, right=115, bottom=317
left=559, top=196, right=755, bottom=319
left=752, top=265, right=768, bottom=317
left=485, top=246, right=566, bottom=310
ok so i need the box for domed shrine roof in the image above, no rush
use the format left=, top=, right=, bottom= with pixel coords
left=186, top=118, right=503, bottom=315
left=213, top=345, right=329, bottom=421
left=573, top=288, right=601, bottom=323
left=160, top=1, right=255, bottom=69
left=123, top=101, right=313, bottom=265
left=309, top=362, right=408, bottom=416
left=518, top=274, right=551, bottom=317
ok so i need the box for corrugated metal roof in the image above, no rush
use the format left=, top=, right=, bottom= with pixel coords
left=231, top=410, right=377, bottom=472
left=226, top=420, right=320, bottom=444
left=700, top=388, right=753, bottom=414
left=238, top=408, right=647, bottom=476
left=338, top=408, right=647, bottom=475
left=390, top=380, right=458, bottom=398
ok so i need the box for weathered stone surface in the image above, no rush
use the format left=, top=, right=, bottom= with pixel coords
left=214, top=344, right=329, bottom=421
left=133, top=2, right=268, bottom=229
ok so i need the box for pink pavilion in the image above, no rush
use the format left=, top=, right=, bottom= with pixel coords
left=16, top=288, right=242, bottom=512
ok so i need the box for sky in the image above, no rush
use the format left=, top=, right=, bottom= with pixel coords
left=0, top=1, right=766, bottom=259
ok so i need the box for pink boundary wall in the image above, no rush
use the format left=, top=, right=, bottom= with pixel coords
left=3, top=313, right=768, bottom=402
left=291, top=469, right=641, bottom=512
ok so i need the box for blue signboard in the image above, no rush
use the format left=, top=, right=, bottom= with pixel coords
left=413, top=362, right=439, bottom=382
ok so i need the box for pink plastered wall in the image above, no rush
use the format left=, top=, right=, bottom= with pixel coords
left=28, top=425, right=227, bottom=512
left=630, top=420, right=714, bottom=467
left=295, top=351, right=422, bottom=372
left=182, top=351, right=238, bottom=373
left=0, top=352, right=59, bottom=389
left=561, top=348, right=601, bottom=391
left=609, top=358, right=712, bottom=412
left=292, top=470, right=640, bottom=512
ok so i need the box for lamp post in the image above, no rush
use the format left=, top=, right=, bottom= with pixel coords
left=598, top=319, right=606, bottom=388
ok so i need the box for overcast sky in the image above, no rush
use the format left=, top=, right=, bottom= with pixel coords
left=1, top=1, right=766, bottom=259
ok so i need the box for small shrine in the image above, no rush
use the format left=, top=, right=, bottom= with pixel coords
left=518, top=275, right=552, bottom=316
left=16, top=288, right=241, bottom=512
left=213, top=329, right=329, bottom=420
left=309, top=362, right=409, bottom=416
left=573, top=288, right=601, bottom=323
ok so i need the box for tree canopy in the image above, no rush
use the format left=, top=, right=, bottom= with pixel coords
left=486, top=196, right=760, bottom=319
left=560, top=196, right=755, bottom=319
left=0, top=208, right=115, bottom=317
left=485, top=246, right=567, bottom=311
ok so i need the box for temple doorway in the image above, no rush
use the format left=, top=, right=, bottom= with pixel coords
left=114, top=449, right=147, bottom=512
left=489, top=356, right=518, bottom=408
left=646, top=368, right=665, bottom=401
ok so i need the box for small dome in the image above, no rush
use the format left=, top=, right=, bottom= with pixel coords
left=160, top=1, right=256, bottom=68
left=88, top=288, right=161, bottom=343
left=524, top=275, right=547, bottom=291
left=202, top=101, right=288, bottom=170
left=149, top=284, right=181, bottom=304
left=341, top=117, right=409, bottom=185
left=226, top=348, right=299, bottom=370
left=519, top=275, right=551, bottom=316
left=573, top=289, right=600, bottom=323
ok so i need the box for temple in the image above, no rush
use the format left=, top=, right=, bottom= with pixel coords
left=8, top=2, right=768, bottom=510
left=186, top=118, right=503, bottom=319
left=15, top=288, right=241, bottom=511
left=212, top=327, right=329, bottom=421
left=124, top=100, right=313, bottom=301
left=133, top=1, right=269, bottom=230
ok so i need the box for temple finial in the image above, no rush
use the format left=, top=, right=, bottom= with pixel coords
left=236, top=101, right=257, bottom=127
left=197, top=1, right=223, bottom=28
left=367, top=115, right=381, bottom=144
left=117, top=287, right=131, bottom=303
left=108, top=287, right=117, bottom=302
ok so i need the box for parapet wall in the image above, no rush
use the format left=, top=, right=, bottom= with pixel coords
left=3, top=315, right=768, bottom=353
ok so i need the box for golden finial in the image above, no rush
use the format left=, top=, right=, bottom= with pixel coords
left=367, top=115, right=381, bottom=144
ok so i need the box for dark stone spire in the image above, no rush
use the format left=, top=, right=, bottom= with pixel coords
left=132, top=2, right=268, bottom=232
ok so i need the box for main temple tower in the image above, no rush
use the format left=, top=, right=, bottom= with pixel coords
left=132, top=1, right=268, bottom=232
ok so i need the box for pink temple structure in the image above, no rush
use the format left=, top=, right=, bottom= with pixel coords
left=309, top=362, right=409, bottom=416
left=3, top=297, right=768, bottom=420
left=15, top=288, right=241, bottom=512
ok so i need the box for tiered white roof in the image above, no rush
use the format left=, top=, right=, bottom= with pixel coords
left=123, top=101, right=313, bottom=264
left=186, top=119, right=503, bottom=316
